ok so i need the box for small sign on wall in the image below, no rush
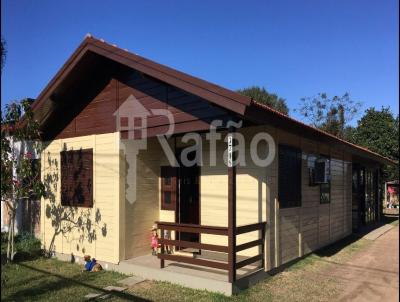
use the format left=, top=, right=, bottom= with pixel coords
left=227, top=134, right=233, bottom=167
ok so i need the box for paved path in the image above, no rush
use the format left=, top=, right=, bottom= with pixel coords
left=332, top=225, right=399, bottom=302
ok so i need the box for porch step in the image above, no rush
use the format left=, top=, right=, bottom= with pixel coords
left=117, top=255, right=268, bottom=296
left=118, top=259, right=233, bottom=295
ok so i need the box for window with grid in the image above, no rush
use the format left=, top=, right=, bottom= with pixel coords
left=161, top=166, right=177, bottom=210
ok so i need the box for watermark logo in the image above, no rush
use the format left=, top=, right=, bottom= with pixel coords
left=114, top=94, right=276, bottom=204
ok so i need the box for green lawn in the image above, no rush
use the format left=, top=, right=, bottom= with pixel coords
left=2, top=234, right=371, bottom=302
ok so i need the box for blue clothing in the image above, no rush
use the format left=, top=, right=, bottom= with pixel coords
left=84, top=259, right=97, bottom=271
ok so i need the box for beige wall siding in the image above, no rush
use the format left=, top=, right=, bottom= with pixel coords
left=274, top=129, right=353, bottom=267
left=200, top=127, right=270, bottom=257
left=200, top=137, right=229, bottom=250
left=40, top=133, right=120, bottom=263
left=124, top=127, right=272, bottom=259
left=121, top=138, right=161, bottom=259
left=140, top=125, right=354, bottom=268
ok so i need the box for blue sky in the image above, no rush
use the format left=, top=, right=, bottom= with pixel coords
left=1, top=0, right=398, bottom=123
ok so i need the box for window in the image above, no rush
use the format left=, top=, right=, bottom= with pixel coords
left=278, top=145, right=302, bottom=208
left=352, top=169, right=359, bottom=193
left=307, top=154, right=318, bottom=186
left=61, top=149, right=93, bottom=207
left=318, top=155, right=331, bottom=204
left=161, top=166, right=177, bottom=210
left=320, top=183, right=330, bottom=204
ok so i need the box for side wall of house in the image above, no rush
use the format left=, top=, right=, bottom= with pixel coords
left=121, top=125, right=353, bottom=269
left=270, top=129, right=353, bottom=269
left=40, top=132, right=121, bottom=264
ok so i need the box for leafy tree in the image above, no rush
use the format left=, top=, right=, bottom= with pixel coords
left=1, top=99, right=45, bottom=262
left=237, top=86, right=289, bottom=115
left=350, top=107, right=399, bottom=182
left=297, top=92, right=361, bottom=138
left=343, top=125, right=357, bottom=142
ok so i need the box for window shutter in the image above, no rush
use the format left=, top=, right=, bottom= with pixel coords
left=278, top=145, right=302, bottom=208
left=61, top=149, right=93, bottom=208
left=161, top=166, right=177, bottom=210
left=78, top=150, right=93, bottom=207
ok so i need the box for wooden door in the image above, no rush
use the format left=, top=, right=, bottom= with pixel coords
left=178, top=165, right=200, bottom=242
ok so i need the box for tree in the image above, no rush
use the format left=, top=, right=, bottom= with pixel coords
left=297, top=92, right=361, bottom=138
left=350, top=107, right=399, bottom=182
left=237, top=86, right=289, bottom=115
left=1, top=99, right=45, bottom=262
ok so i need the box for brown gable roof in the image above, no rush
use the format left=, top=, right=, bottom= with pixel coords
left=247, top=101, right=396, bottom=165
left=31, top=35, right=395, bottom=166
left=31, top=35, right=250, bottom=119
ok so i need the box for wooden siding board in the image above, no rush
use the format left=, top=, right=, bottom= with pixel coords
left=40, top=133, right=120, bottom=263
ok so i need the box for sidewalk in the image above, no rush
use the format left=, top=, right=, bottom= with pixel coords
left=362, top=224, right=394, bottom=240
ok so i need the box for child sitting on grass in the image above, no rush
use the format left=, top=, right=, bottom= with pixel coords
left=83, top=255, right=102, bottom=272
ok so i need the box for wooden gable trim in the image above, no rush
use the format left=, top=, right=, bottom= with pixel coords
left=30, top=39, right=91, bottom=114
left=31, top=36, right=250, bottom=120
left=86, top=44, right=248, bottom=115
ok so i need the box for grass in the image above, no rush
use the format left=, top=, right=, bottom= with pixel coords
left=1, top=258, right=130, bottom=302
left=389, top=217, right=399, bottom=226
left=1, top=232, right=374, bottom=302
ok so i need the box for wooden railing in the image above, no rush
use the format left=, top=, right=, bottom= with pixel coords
left=156, top=221, right=266, bottom=281
left=235, top=222, right=266, bottom=270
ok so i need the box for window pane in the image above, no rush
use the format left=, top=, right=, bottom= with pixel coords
left=160, top=166, right=176, bottom=210
left=352, top=170, right=358, bottom=192
left=164, top=192, right=171, bottom=204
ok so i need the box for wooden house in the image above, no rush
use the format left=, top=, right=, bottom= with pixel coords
left=31, top=35, right=394, bottom=295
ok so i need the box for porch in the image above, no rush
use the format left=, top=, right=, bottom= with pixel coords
left=119, top=221, right=267, bottom=295
left=120, top=130, right=269, bottom=295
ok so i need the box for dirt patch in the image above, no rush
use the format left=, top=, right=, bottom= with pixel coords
left=323, top=226, right=399, bottom=302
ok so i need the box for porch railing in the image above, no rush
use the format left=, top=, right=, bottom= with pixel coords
left=156, top=221, right=266, bottom=280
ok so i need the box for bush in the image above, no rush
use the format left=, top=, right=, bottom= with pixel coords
left=1, top=232, right=8, bottom=244
left=15, top=232, right=42, bottom=257
left=1, top=232, right=42, bottom=261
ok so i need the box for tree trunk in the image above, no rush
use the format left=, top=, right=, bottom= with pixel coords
left=6, top=207, right=17, bottom=262
left=11, top=212, right=15, bottom=260
left=6, top=212, right=12, bottom=262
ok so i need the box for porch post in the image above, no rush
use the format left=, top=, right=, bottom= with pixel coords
left=227, top=126, right=237, bottom=283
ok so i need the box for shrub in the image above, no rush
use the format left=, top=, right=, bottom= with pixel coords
left=1, top=232, right=42, bottom=261
left=15, top=232, right=42, bottom=258
left=1, top=232, right=8, bottom=244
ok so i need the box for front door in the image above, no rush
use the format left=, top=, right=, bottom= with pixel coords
left=175, top=149, right=200, bottom=243
left=178, top=165, right=200, bottom=242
